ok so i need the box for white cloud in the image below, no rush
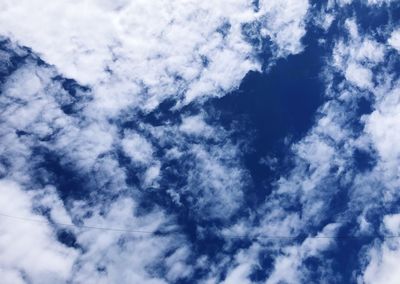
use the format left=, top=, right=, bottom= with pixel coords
left=143, top=162, right=161, bottom=188
left=0, top=36, right=259, bottom=282
left=0, top=179, right=78, bottom=284
left=70, top=197, right=190, bottom=284
left=121, top=131, right=155, bottom=165
left=0, top=0, right=311, bottom=112
left=388, top=28, right=400, bottom=52
left=365, top=85, right=400, bottom=163
left=355, top=39, right=385, bottom=63
left=367, top=0, right=396, bottom=5
left=221, top=244, right=260, bottom=284
left=7, top=2, right=400, bottom=283
left=337, top=0, right=353, bottom=6
left=55, top=122, right=116, bottom=170
left=216, top=10, right=400, bottom=283
left=266, top=224, right=339, bottom=284
left=186, top=143, right=247, bottom=219
left=0, top=45, right=193, bottom=283
left=258, top=0, right=309, bottom=56
left=345, top=62, right=373, bottom=89
left=362, top=214, right=400, bottom=284
left=361, top=83, right=400, bottom=192
left=307, top=11, right=400, bottom=284
left=317, top=12, right=335, bottom=31
left=0, top=61, right=73, bottom=184
left=179, top=114, right=214, bottom=137
left=332, top=20, right=385, bottom=91
left=164, top=247, right=194, bottom=282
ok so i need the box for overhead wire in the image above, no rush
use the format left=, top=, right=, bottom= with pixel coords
left=0, top=212, right=154, bottom=234
left=0, top=212, right=398, bottom=240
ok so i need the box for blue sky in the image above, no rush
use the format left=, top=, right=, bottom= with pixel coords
left=0, top=0, right=400, bottom=283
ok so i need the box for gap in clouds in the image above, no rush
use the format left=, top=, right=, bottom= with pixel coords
left=129, top=9, right=336, bottom=276
left=210, top=1, right=400, bottom=282
left=106, top=29, right=329, bottom=266
left=208, top=8, right=328, bottom=210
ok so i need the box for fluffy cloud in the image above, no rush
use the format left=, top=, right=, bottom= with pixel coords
left=362, top=214, right=400, bottom=284
left=70, top=198, right=188, bottom=284
left=364, top=83, right=400, bottom=178
left=0, top=180, right=78, bottom=284
left=4, top=1, right=400, bottom=283
left=345, top=62, right=373, bottom=89
left=217, top=4, right=400, bottom=282
left=332, top=19, right=385, bottom=91
left=388, top=28, right=400, bottom=52
left=265, top=224, right=339, bottom=284
left=258, top=0, right=309, bottom=56
left=179, top=114, right=215, bottom=138
left=0, top=39, right=187, bottom=283
left=0, top=0, right=310, bottom=113
left=121, top=131, right=155, bottom=165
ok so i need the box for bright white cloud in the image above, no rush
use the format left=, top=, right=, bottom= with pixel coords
left=258, top=0, right=309, bottom=56
left=0, top=0, right=310, bottom=112
left=362, top=214, right=400, bottom=284
left=221, top=244, right=260, bottom=284
left=121, top=131, right=155, bottom=165
left=345, top=62, right=373, bottom=89
left=0, top=180, right=78, bottom=284
left=265, top=224, right=338, bottom=284
left=6, top=1, right=398, bottom=283
left=365, top=85, right=400, bottom=165
left=388, top=28, right=400, bottom=52
left=186, top=143, right=247, bottom=219
left=70, top=198, right=189, bottom=284
left=179, top=114, right=214, bottom=137
left=217, top=8, right=400, bottom=283
left=332, top=19, right=385, bottom=91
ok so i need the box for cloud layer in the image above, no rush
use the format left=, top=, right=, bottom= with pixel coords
left=1, top=0, right=400, bottom=283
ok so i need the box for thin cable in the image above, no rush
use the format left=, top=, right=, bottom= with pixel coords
left=0, top=212, right=399, bottom=239
left=0, top=212, right=154, bottom=234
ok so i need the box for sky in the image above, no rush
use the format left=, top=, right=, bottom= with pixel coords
left=0, top=0, right=400, bottom=283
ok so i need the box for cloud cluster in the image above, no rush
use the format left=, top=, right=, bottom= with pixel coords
left=0, top=0, right=285, bottom=279
left=1, top=0, right=399, bottom=283
left=0, top=0, right=309, bottom=113
left=362, top=214, right=400, bottom=284
left=208, top=2, right=400, bottom=282
left=0, top=180, right=78, bottom=284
